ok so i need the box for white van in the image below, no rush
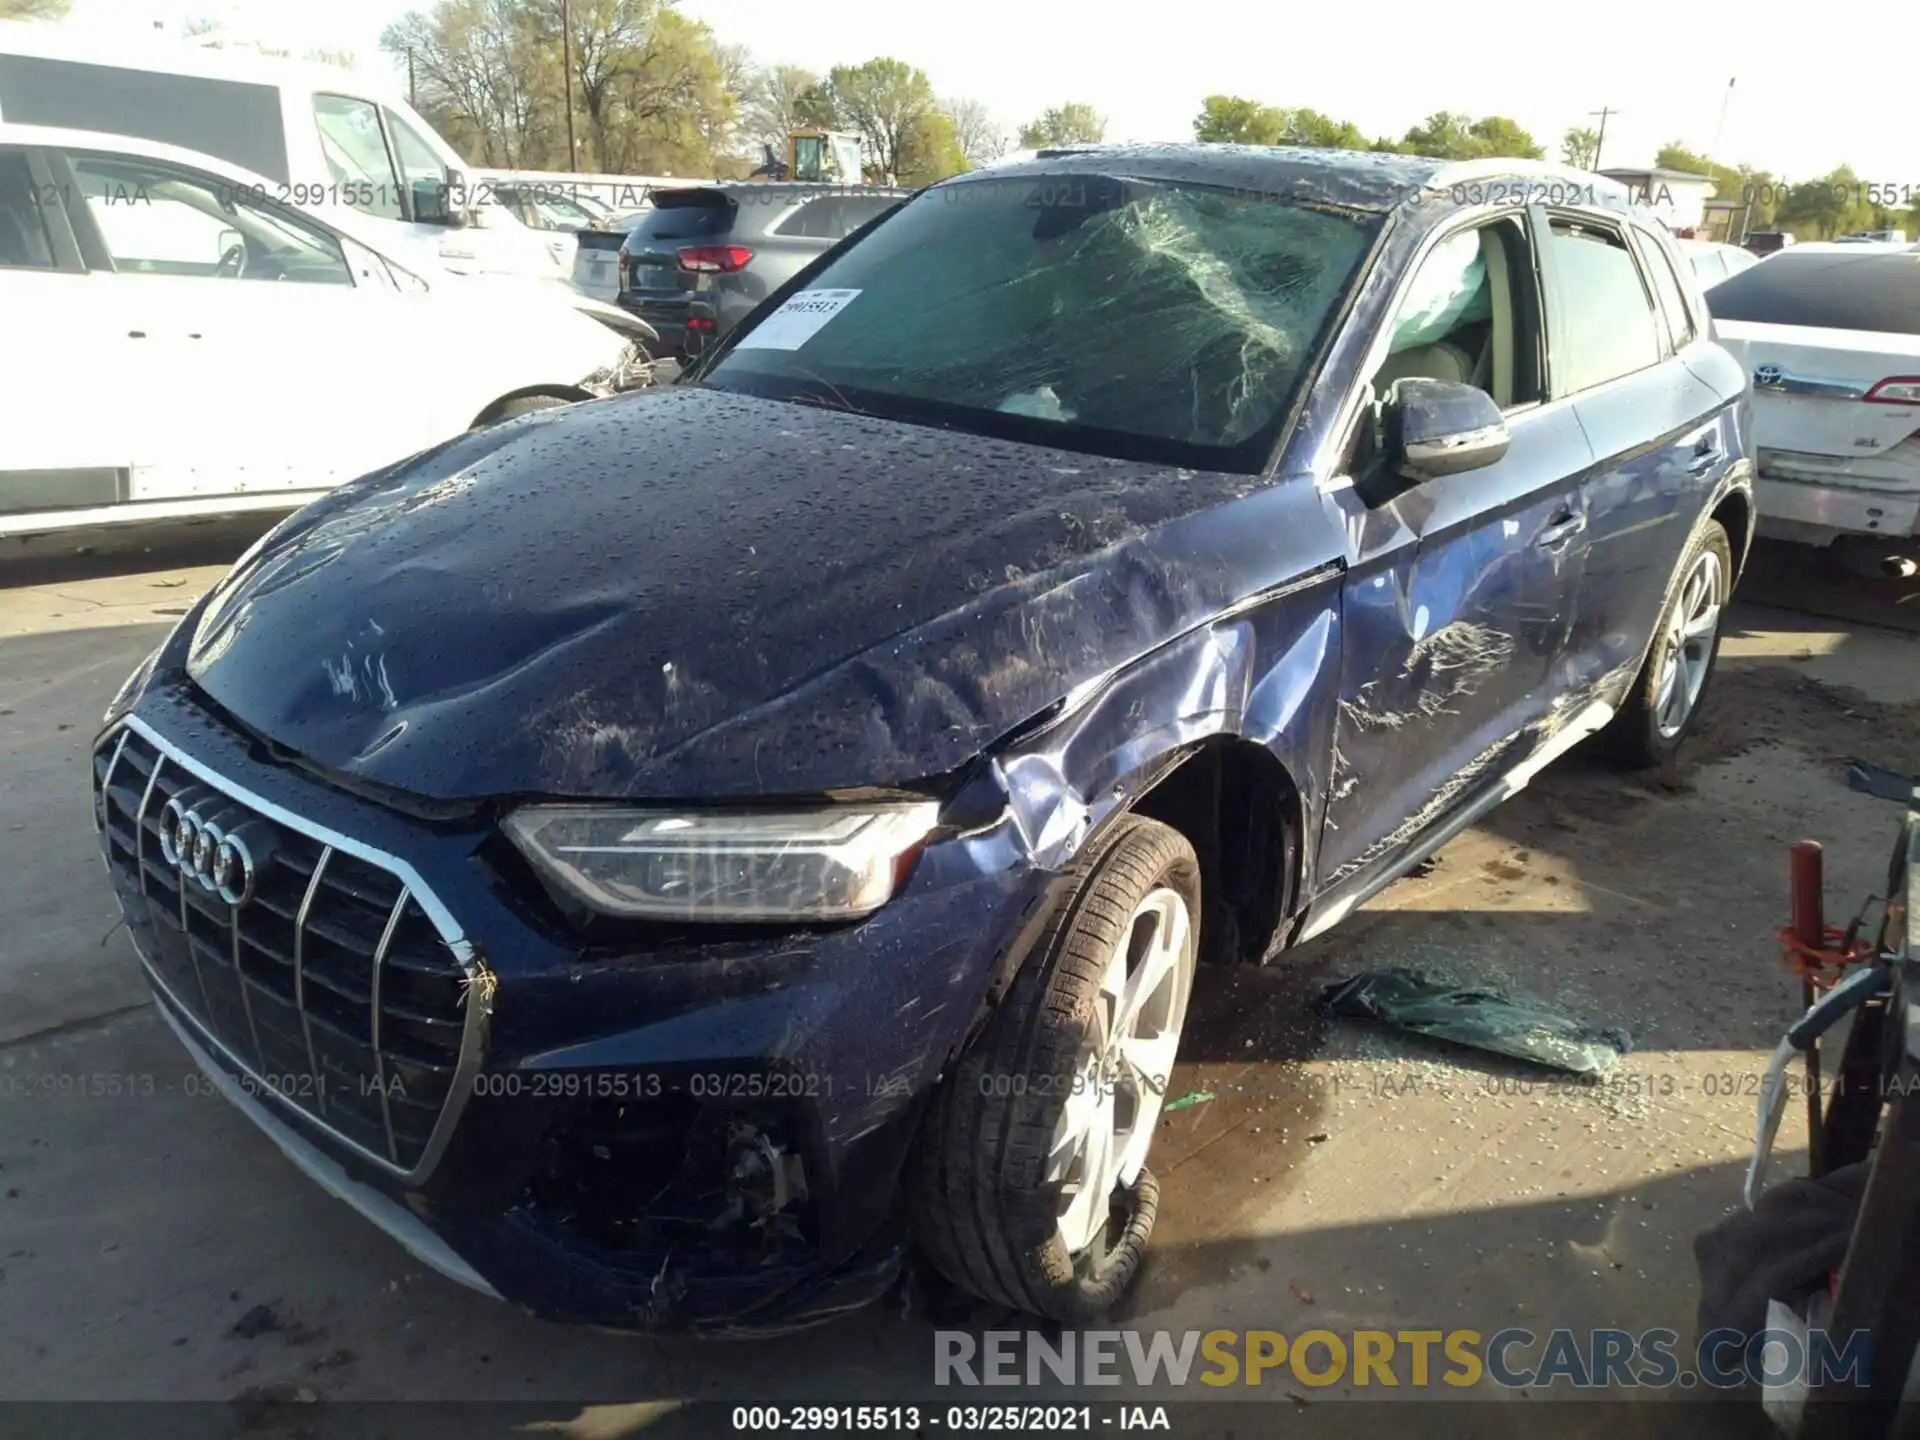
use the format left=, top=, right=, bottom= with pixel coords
left=0, top=22, right=569, bottom=282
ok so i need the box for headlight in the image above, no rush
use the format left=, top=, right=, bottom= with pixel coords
left=502, top=803, right=941, bottom=921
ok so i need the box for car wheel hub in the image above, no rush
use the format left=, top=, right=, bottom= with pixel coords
left=1046, top=886, right=1196, bottom=1258
left=1654, top=548, right=1723, bottom=739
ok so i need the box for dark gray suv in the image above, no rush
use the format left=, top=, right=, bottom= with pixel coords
left=616, top=181, right=906, bottom=358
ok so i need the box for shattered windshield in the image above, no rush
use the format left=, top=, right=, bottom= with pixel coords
left=702, top=173, right=1379, bottom=469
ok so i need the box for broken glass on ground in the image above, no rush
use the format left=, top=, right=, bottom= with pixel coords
left=1320, top=968, right=1631, bottom=1077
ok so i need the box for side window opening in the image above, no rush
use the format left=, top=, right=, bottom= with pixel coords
left=1370, top=216, right=1542, bottom=413
left=1636, top=229, right=1696, bottom=350
left=1542, top=216, right=1663, bottom=396
left=0, top=152, right=57, bottom=270
left=383, top=109, right=451, bottom=222
left=772, top=197, right=844, bottom=239
left=69, top=153, right=353, bottom=285
left=313, top=95, right=403, bottom=222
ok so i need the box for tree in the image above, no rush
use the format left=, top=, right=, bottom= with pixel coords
left=1017, top=101, right=1105, bottom=148
left=383, top=1, right=557, bottom=168
left=1561, top=126, right=1600, bottom=169
left=1191, top=96, right=1366, bottom=149
left=1284, top=107, right=1366, bottom=149
left=1193, top=95, right=1288, bottom=145
left=942, top=96, right=1006, bottom=167
left=826, top=57, right=938, bottom=181
left=1776, top=165, right=1872, bottom=240
left=1655, top=141, right=1714, bottom=176
left=898, top=109, right=970, bottom=186
left=740, top=63, right=836, bottom=149
left=1400, top=111, right=1477, bottom=159
left=1466, top=115, right=1543, bottom=160
left=0, top=0, right=69, bottom=17
left=1399, top=111, right=1541, bottom=160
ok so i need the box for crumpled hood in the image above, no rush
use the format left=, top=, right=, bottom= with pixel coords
left=186, top=387, right=1268, bottom=801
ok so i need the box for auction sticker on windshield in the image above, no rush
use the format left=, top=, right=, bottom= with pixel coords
left=734, top=289, right=862, bottom=350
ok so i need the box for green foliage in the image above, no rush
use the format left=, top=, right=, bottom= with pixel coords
left=1017, top=102, right=1106, bottom=148
left=1191, top=96, right=1364, bottom=149
left=1193, top=95, right=1288, bottom=145
left=826, top=57, right=938, bottom=181
left=1561, top=127, right=1600, bottom=169
left=0, top=0, right=70, bottom=17
left=1399, top=111, right=1543, bottom=160
left=899, top=109, right=971, bottom=186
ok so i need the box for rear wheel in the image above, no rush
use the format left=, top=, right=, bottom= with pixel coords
left=1604, top=519, right=1732, bottom=767
left=910, top=815, right=1199, bottom=1320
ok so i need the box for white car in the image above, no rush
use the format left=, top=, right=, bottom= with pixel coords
left=1677, top=238, right=1758, bottom=289
left=0, top=123, right=648, bottom=543
left=0, top=23, right=569, bottom=284
left=1706, top=246, right=1920, bottom=546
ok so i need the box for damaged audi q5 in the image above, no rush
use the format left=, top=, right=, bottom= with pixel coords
left=93, top=145, right=1755, bottom=1331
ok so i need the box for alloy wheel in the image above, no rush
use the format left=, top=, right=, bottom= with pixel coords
left=1654, top=548, right=1724, bottom=739
left=1045, top=886, right=1197, bottom=1257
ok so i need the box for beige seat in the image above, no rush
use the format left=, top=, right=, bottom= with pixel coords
left=1372, top=339, right=1475, bottom=389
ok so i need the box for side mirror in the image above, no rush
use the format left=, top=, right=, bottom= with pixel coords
left=410, top=177, right=454, bottom=227
left=1359, top=378, right=1510, bottom=507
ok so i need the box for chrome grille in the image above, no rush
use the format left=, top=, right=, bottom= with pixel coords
left=95, top=721, right=481, bottom=1177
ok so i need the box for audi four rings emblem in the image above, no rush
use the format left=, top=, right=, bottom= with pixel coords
left=157, top=788, right=269, bottom=907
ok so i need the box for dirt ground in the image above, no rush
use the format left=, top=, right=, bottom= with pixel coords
left=1, top=526, right=1916, bottom=1436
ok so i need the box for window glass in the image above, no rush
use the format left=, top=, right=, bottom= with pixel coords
left=1704, top=252, right=1920, bottom=334
left=71, top=154, right=352, bottom=284
left=1690, top=250, right=1727, bottom=285
left=384, top=109, right=450, bottom=220
left=772, top=197, right=844, bottom=239
left=1639, top=232, right=1695, bottom=347
left=0, top=153, right=57, bottom=269
left=1545, top=218, right=1662, bottom=393
left=707, top=175, right=1378, bottom=467
left=839, top=195, right=898, bottom=230
left=0, top=55, right=290, bottom=182
left=314, top=95, right=402, bottom=220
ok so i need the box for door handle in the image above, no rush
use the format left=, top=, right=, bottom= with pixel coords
left=1536, top=510, right=1587, bottom=549
left=1687, top=433, right=1722, bottom=474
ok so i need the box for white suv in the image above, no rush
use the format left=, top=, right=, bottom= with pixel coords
left=0, top=124, right=648, bottom=544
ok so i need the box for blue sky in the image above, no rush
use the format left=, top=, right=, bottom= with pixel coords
left=60, top=0, right=1907, bottom=185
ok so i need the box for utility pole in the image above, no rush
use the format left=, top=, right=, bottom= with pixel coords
left=1590, top=107, right=1618, bottom=171
left=560, top=0, right=578, bottom=172
left=1710, top=77, right=1736, bottom=160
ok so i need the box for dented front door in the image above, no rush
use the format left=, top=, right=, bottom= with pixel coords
left=1314, top=400, right=1597, bottom=894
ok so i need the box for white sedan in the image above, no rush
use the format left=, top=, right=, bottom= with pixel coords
left=0, top=123, right=650, bottom=544
left=1706, top=245, right=1920, bottom=547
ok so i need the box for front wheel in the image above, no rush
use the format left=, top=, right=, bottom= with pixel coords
left=909, top=815, right=1200, bottom=1320
left=1604, top=518, right=1733, bottom=768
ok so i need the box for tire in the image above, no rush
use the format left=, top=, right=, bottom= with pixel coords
left=473, top=395, right=571, bottom=430
left=909, top=814, right=1200, bottom=1320
left=1603, top=518, right=1733, bottom=768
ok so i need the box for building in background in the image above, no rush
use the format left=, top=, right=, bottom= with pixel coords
left=1598, top=165, right=1716, bottom=235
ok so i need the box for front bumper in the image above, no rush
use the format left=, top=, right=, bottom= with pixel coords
left=95, top=679, right=1040, bottom=1333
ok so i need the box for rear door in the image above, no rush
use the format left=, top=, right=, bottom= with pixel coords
left=1707, top=252, right=1920, bottom=537
left=58, top=146, right=431, bottom=496
left=0, top=145, right=145, bottom=530
left=1543, top=211, right=1739, bottom=700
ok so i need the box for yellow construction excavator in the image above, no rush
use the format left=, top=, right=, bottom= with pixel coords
left=750, top=131, right=871, bottom=185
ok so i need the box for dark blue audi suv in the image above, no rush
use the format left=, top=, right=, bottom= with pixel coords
left=93, top=145, right=1753, bottom=1333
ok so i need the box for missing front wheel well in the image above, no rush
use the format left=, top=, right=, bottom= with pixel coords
left=1130, top=740, right=1299, bottom=965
